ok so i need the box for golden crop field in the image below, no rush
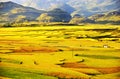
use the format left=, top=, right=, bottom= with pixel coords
left=0, top=24, right=120, bottom=79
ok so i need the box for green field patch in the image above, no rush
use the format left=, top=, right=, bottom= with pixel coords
left=0, top=58, right=20, bottom=64
left=0, top=67, right=57, bottom=79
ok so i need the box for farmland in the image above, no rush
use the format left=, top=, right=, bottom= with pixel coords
left=0, top=24, right=120, bottom=79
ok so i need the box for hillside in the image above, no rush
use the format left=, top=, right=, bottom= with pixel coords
left=89, top=11, right=120, bottom=24
left=0, top=1, right=120, bottom=24
left=0, top=1, right=72, bottom=23
left=37, top=8, right=71, bottom=22
left=0, top=1, right=44, bottom=23
left=69, top=0, right=120, bottom=16
left=15, top=0, right=120, bottom=17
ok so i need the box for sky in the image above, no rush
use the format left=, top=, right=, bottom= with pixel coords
left=0, top=0, right=26, bottom=3
left=0, top=0, right=67, bottom=10
left=0, top=0, right=43, bottom=10
left=0, top=0, right=31, bottom=6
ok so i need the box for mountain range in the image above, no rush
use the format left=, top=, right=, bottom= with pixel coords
left=1, top=0, right=120, bottom=16
left=0, top=1, right=72, bottom=23
left=0, top=1, right=44, bottom=22
left=20, top=0, right=120, bottom=16
left=0, top=0, right=120, bottom=23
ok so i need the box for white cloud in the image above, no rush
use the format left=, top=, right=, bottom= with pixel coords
left=0, top=0, right=28, bottom=4
left=0, top=0, right=10, bottom=2
left=0, top=0, right=37, bottom=8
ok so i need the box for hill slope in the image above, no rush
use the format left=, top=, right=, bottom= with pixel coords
left=37, top=8, right=71, bottom=22
left=0, top=1, right=44, bottom=22
left=0, top=1, right=119, bottom=24
left=89, top=10, right=120, bottom=24
left=17, top=0, right=120, bottom=17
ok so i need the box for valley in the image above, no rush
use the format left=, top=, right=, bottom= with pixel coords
left=0, top=24, right=120, bottom=79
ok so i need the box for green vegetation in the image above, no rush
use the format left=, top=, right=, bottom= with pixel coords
left=0, top=58, right=20, bottom=64
left=0, top=67, right=57, bottom=79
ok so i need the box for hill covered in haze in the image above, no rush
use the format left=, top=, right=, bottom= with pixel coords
left=0, top=1, right=44, bottom=22
left=89, top=10, right=120, bottom=24
left=0, top=1, right=120, bottom=24
left=0, top=1, right=72, bottom=23
left=37, top=8, right=71, bottom=22
left=23, top=0, right=120, bottom=17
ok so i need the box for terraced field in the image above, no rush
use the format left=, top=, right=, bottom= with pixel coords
left=0, top=24, right=120, bottom=79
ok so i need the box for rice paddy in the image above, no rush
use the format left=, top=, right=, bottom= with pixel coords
left=0, top=24, right=120, bottom=79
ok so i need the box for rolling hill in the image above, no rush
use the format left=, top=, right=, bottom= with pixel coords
left=0, top=1, right=72, bottom=23
left=0, top=1, right=44, bottom=22
left=68, top=0, right=120, bottom=16
left=0, top=1, right=120, bottom=24
left=37, top=8, right=71, bottom=22
left=18, top=0, right=120, bottom=17
left=89, top=10, right=120, bottom=24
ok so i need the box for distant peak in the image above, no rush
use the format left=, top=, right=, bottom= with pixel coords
left=53, top=8, right=62, bottom=10
left=1, top=1, right=13, bottom=3
left=6, top=1, right=13, bottom=3
left=0, top=1, right=17, bottom=5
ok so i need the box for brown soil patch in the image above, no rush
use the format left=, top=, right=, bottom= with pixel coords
left=47, top=72, right=90, bottom=79
left=71, top=69, right=100, bottom=76
left=61, top=63, right=90, bottom=68
left=13, top=46, right=59, bottom=53
left=60, top=62, right=120, bottom=74
left=95, top=67, right=120, bottom=74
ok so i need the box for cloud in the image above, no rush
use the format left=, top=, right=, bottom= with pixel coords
left=0, top=0, right=10, bottom=2
left=0, top=0, right=38, bottom=9
left=0, top=0, right=28, bottom=5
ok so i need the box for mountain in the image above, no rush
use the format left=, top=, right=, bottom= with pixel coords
left=67, top=0, right=120, bottom=16
left=0, top=1, right=72, bottom=23
left=89, top=10, right=120, bottom=24
left=0, top=1, right=120, bottom=24
left=28, top=0, right=74, bottom=13
left=0, top=1, right=44, bottom=22
left=37, top=8, right=71, bottom=22
left=24, top=0, right=120, bottom=17
left=1, top=0, right=120, bottom=17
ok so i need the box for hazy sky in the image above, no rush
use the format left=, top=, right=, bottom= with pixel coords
left=0, top=0, right=23, bottom=3
left=0, top=0, right=66, bottom=10
left=0, top=0, right=25, bottom=2
left=0, top=0, right=31, bottom=6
